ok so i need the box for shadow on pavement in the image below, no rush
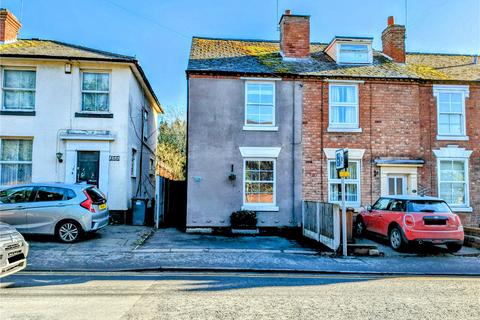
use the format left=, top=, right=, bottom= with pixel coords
left=0, top=272, right=379, bottom=292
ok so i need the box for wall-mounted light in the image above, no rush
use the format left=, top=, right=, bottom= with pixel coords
left=56, top=152, right=63, bottom=163
left=228, top=164, right=236, bottom=181
left=64, top=63, right=72, bottom=74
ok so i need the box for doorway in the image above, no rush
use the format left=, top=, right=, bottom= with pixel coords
left=76, top=151, right=100, bottom=187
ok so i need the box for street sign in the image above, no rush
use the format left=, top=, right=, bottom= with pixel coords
left=335, top=149, right=349, bottom=170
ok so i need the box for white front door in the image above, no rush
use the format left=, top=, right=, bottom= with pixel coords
left=388, top=176, right=407, bottom=195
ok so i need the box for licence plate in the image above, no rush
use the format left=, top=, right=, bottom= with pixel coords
left=99, top=203, right=107, bottom=210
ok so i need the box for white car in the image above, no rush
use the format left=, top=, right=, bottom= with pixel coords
left=0, top=222, right=29, bottom=278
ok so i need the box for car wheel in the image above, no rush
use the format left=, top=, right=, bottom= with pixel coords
left=446, top=243, right=462, bottom=253
left=355, top=219, right=366, bottom=238
left=56, top=221, right=83, bottom=243
left=389, top=226, right=406, bottom=251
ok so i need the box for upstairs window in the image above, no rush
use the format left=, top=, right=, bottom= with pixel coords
left=329, top=84, right=359, bottom=129
left=2, top=70, right=36, bottom=110
left=81, top=72, right=110, bottom=112
left=245, top=82, right=275, bottom=127
left=437, top=92, right=465, bottom=136
left=338, top=44, right=370, bottom=64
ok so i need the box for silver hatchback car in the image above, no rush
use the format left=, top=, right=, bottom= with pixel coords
left=0, top=183, right=109, bottom=243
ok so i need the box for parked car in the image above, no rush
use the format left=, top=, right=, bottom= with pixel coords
left=0, top=183, right=109, bottom=243
left=0, top=222, right=29, bottom=278
left=355, top=196, right=464, bottom=252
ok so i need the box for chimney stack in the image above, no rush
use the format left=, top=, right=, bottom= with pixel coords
left=381, top=16, right=406, bottom=63
left=0, top=8, right=21, bottom=44
left=279, top=10, right=310, bottom=59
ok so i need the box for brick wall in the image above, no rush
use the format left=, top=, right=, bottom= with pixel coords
left=302, top=79, right=479, bottom=227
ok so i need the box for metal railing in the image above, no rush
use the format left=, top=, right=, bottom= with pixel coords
left=302, top=200, right=341, bottom=251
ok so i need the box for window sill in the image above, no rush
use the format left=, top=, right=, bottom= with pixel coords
left=241, top=205, right=279, bottom=212
left=243, top=126, right=278, bottom=132
left=0, top=110, right=35, bottom=116
left=450, top=207, right=473, bottom=213
left=436, top=135, right=469, bottom=141
left=327, top=127, right=362, bottom=133
left=75, top=112, right=113, bottom=118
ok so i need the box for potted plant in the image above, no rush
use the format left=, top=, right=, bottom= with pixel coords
left=230, top=210, right=258, bottom=234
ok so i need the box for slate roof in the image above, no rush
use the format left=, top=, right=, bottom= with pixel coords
left=0, top=39, right=135, bottom=61
left=187, top=37, right=480, bottom=82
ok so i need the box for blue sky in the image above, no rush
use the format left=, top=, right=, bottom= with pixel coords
left=2, top=0, right=479, bottom=115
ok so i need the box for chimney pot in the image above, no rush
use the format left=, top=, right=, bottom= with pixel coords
left=0, top=8, right=21, bottom=44
left=285, top=10, right=291, bottom=15
left=388, top=16, right=395, bottom=26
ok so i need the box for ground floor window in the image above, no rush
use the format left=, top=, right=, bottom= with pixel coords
left=328, top=160, right=360, bottom=206
left=243, top=159, right=276, bottom=206
left=439, top=160, right=468, bottom=207
left=0, top=139, right=33, bottom=186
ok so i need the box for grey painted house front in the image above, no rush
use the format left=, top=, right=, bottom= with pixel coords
left=186, top=77, right=303, bottom=229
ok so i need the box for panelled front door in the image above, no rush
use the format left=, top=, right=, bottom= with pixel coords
left=388, top=176, right=406, bottom=195
left=76, top=151, right=100, bottom=186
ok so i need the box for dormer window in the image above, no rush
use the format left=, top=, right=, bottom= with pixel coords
left=338, top=44, right=370, bottom=64
left=324, top=37, right=373, bottom=65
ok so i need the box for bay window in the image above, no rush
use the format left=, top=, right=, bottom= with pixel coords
left=0, top=139, right=33, bottom=186
left=81, top=72, right=110, bottom=112
left=2, top=69, right=36, bottom=110
left=328, top=160, right=360, bottom=206
left=243, top=159, right=276, bottom=207
left=438, top=160, right=468, bottom=207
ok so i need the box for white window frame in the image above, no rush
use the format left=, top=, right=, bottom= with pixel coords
left=387, top=175, right=407, bottom=196
left=328, top=83, right=360, bottom=130
left=242, top=158, right=278, bottom=212
left=337, top=43, right=372, bottom=64
left=327, top=159, right=361, bottom=208
left=0, top=138, right=33, bottom=186
left=1, top=68, right=37, bottom=111
left=80, top=70, right=111, bottom=113
left=143, top=109, right=149, bottom=141
left=433, top=85, right=469, bottom=141
left=131, top=148, right=137, bottom=178
left=437, top=158, right=469, bottom=210
left=243, top=81, right=277, bottom=131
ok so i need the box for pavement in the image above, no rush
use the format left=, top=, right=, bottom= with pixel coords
left=20, top=225, right=480, bottom=275
left=2, top=272, right=480, bottom=320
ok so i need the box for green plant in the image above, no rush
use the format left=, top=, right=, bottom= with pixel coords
left=230, top=210, right=257, bottom=229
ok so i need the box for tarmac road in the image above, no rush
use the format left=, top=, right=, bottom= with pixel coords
left=1, top=271, right=479, bottom=320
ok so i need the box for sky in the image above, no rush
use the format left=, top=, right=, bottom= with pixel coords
left=1, top=0, right=479, bottom=115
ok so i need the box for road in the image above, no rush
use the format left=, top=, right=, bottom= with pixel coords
left=1, top=272, right=479, bottom=320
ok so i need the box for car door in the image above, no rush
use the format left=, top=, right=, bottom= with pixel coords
left=368, top=198, right=391, bottom=234
left=0, top=186, right=35, bottom=231
left=379, top=199, right=406, bottom=236
left=25, top=186, right=71, bottom=234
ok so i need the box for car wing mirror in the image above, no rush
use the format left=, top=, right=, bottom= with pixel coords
left=366, top=205, right=372, bottom=212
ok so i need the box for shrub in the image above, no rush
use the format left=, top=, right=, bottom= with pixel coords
left=230, top=210, right=257, bottom=229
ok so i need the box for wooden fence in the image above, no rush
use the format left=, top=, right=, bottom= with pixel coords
left=302, top=201, right=341, bottom=251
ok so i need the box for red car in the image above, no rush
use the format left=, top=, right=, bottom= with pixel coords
left=355, top=196, right=464, bottom=252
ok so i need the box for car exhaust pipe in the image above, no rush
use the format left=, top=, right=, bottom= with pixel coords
left=418, top=240, right=423, bottom=245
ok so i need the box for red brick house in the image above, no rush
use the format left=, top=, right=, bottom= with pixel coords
left=187, top=11, right=479, bottom=228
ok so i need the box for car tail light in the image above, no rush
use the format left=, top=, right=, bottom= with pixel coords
left=80, top=190, right=96, bottom=213
left=404, top=214, right=415, bottom=227
left=453, top=215, right=462, bottom=227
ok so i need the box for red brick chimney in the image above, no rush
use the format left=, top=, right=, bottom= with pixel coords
left=381, top=16, right=406, bottom=63
left=0, top=8, right=21, bottom=44
left=279, top=10, right=310, bottom=59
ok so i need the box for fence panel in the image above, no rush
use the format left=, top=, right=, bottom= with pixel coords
left=302, top=201, right=340, bottom=251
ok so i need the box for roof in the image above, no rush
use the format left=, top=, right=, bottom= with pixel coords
left=0, top=39, right=162, bottom=113
left=187, top=37, right=480, bottom=82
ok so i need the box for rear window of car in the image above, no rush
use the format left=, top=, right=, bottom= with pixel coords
left=407, top=200, right=451, bottom=213
left=85, top=187, right=106, bottom=204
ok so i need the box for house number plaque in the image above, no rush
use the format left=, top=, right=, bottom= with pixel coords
left=109, top=155, right=120, bottom=161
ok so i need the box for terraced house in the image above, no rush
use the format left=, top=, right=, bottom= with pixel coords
left=0, top=9, right=162, bottom=216
left=186, top=10, right=479, bottom=230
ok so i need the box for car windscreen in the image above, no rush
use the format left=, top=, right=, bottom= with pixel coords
left=85, top=187, right=106, bottom=204
left=407, top=200, right=451, bottom=213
